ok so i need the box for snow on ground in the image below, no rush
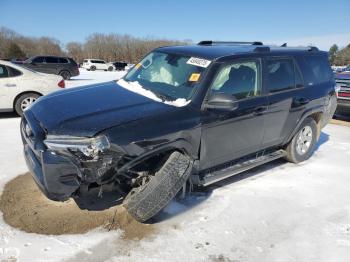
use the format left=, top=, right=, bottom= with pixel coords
left=1, top=71, right=350, bottom=262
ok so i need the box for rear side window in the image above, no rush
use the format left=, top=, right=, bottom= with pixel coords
left=58, top=58, right=69, bottom=63
left=84, top=60, right=88, bottom=63
left=266, top=58, right=295, bottom=93
left=7, top=66, right=22, bottom=77
left=0, top=65, right=9, bottom=78
left=45, top=57, right=59, bottom=63
left=303, top=55, right=332, bottom=85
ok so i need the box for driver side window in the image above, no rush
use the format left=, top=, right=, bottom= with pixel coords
left=211, top=59, right=261, bottom=100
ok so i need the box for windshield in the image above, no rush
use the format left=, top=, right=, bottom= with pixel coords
left=123, top=51, right=208, bottom=102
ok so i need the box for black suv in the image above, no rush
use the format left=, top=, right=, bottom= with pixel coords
left=21, top=41, right=337, bottom=222
left=22, top=56, right=79, bottom=80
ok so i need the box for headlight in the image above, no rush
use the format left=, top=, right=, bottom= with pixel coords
left=44, top=135, right=110, bottom=158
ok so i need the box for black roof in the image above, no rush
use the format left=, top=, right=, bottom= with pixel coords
left=157, top=42, right=325, bottom=61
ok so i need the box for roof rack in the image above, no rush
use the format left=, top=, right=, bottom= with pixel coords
left=279, top=43, right=319, bottom=51
left=198, top=41, right=263, bottom=46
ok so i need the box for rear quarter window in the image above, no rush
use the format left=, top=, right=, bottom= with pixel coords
left=299, top=54, right=333, bottom=86
left=7, top=66, right=22, bottom=77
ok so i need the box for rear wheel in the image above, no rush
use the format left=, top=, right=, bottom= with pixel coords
left=14, top=93, right=40, bottom=116
left=123, top=151, right=192, bottom=222
left=59, top=70, right=71, bottom=80
left=285, top=117, right=317, bottom=163
left=108, top=66, right=114, bottom=71
left=90, top=66, right=96, bottom=71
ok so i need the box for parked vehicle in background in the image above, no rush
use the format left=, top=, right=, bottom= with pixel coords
left=111, top=61, right=127, bottom=71
left=0, top=60, right=65, bottom=115
left=82, top=59, right=114, bottom=71
left=21, top=41, right=337, bottom=222
left=335, top=72, right=350, bottom=114
left=21, top=56, right=79, bottom=80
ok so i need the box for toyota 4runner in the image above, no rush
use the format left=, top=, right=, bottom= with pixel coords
left=21, top=41, right=337, bottom=222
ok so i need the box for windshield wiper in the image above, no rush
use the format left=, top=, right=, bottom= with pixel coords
left=143, top=88, right=174, bottom=102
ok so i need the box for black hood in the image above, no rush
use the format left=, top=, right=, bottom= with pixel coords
left=27, top=81, right=178, bottom=137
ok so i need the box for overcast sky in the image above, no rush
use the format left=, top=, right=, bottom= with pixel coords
left=1, top=0, right=349, bottom=51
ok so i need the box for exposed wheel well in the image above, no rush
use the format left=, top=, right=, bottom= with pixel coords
left=13, top=91, right=43, bottom=110
left=129, top=148, right=188, bottom=173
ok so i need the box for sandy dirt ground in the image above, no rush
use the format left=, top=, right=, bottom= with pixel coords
left=0, top=173, right=153, bottom=239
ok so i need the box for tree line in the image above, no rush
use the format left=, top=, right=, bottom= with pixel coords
left=0, top=27, right=188, bottom=63
left=2, top=27, right=350, bottom=66
left=329, top=43, right=350, bottom=66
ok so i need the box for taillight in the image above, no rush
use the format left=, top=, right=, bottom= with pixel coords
left=338, top=92, right=350, bottom=97
left=58, top=79, right=65, bottom=88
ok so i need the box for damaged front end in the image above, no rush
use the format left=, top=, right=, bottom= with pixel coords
left=21, top=114, right=133, bottom=203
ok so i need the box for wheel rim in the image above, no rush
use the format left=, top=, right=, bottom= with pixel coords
left=296, top=125, right=313, bottom=155
left=20, top=97, right=37, bottom=111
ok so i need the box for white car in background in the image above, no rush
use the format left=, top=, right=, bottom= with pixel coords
left=0, top=60, right=65, bottom=115
left=82, top=59, right=114, bottom=71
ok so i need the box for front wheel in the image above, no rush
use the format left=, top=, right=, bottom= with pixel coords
left=123, top=151, right=192, bottom=222
left=14, top=93, right=40, bottom=116
left=285, top=117, right=317, bottom=163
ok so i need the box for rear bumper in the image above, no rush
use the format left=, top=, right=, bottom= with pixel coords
left=21, top=118, right=80, bottom=201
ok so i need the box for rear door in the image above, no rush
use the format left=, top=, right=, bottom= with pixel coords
left=261, top=57, right=308, bottom=148
left=200, top=58, right=268, bottom=170
left=45, top=56, right=59, bottom=74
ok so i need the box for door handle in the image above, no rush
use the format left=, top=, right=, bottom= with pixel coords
left=253, top=106, right=268, bottom=115
left=293, top=97, right=309, bottom=106
left=5, top=83, right=16, bottom=87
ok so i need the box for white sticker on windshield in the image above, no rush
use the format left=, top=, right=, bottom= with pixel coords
left=186, top=57, right=211, bottom=68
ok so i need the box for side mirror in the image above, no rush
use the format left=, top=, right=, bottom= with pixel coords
left=205, top=93, right=239, bottom=111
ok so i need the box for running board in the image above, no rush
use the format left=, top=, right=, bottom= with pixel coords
left=199, top=150, right=286, bottom=186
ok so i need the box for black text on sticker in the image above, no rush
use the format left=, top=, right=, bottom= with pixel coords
left=187, top=57, right=211, bottom=68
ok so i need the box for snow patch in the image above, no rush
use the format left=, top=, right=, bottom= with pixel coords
left=117, top=79, right=190, bottom=107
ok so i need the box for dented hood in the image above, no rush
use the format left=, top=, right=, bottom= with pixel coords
left=27, top=81, right=177, bottom=137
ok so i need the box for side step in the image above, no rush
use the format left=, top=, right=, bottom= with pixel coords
left=199, top=150, right=286, bottom=186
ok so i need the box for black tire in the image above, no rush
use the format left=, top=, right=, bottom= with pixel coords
left=59, top=70, right=71, bottom=80
left=14, top=93, right=40, bottom=116
left=108, top=66, right=114, bottom=71
left=285, top=117, right=317, bottom=163
left=123, top=151, right=192, bottom=222
left=90, top=66, right=96, bottom=71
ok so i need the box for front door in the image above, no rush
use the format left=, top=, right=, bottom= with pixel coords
left=200, top=58, right=268, bottom=170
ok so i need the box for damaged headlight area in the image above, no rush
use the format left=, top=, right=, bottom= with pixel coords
left=44, top=135, right=123, bottom=184
left=44, top=135, right=110, bottom=160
